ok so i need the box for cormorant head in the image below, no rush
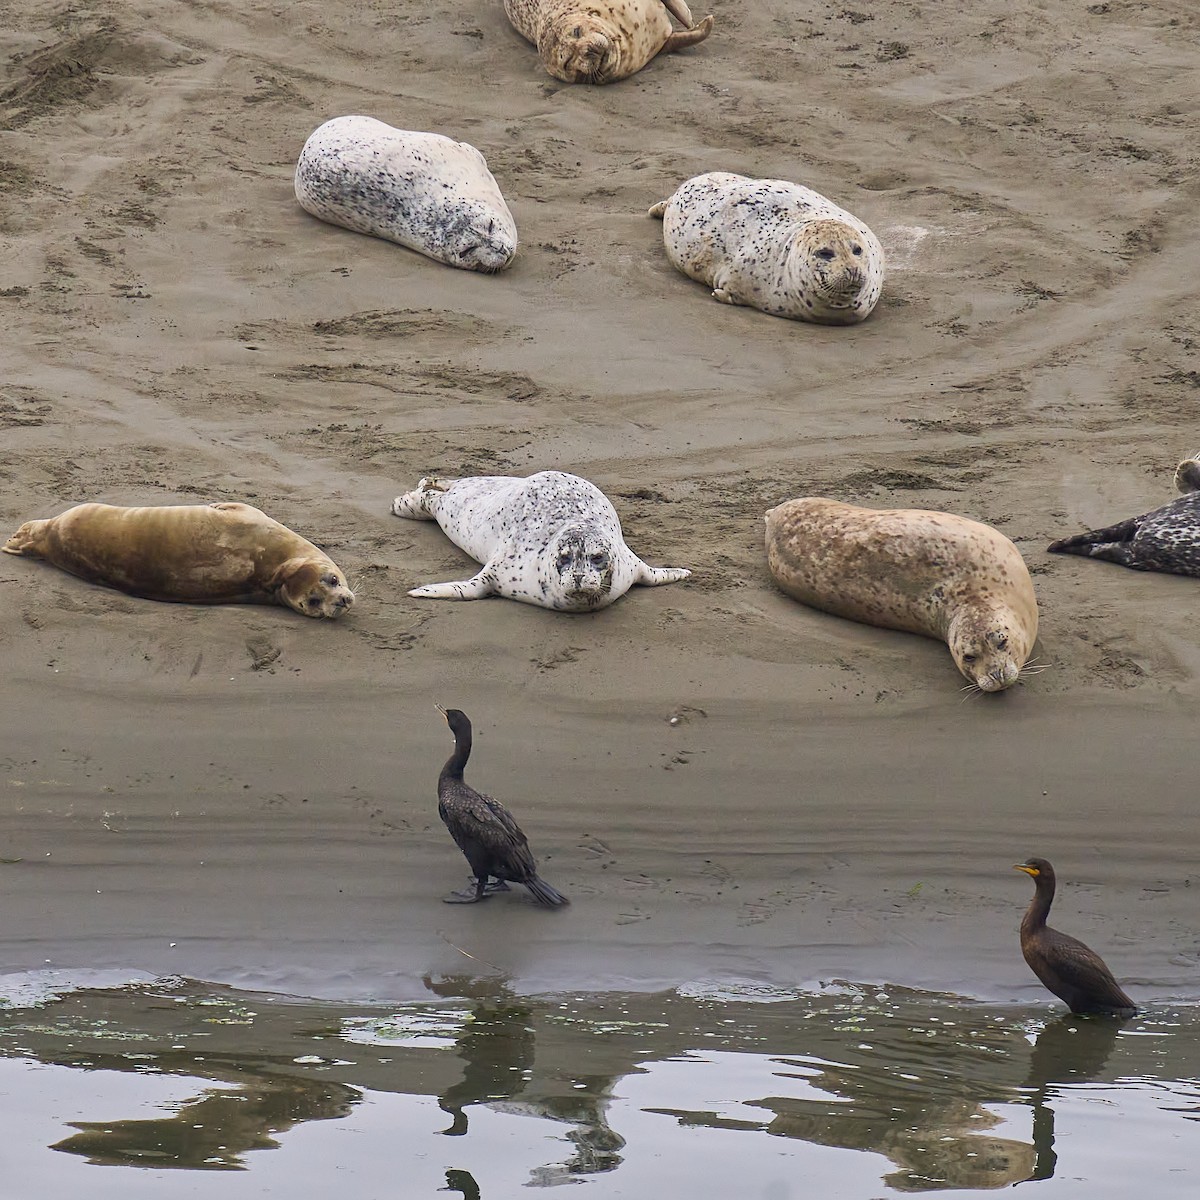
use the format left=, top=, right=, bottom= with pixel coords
left=1014, top=857, right=1053, bottom=879
left=435, top=704, right=471, bottom=738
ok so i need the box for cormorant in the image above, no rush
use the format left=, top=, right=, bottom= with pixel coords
left=1013, top=857, right=1136, bottom=1016
left=434, top=705, right=568, bottom=907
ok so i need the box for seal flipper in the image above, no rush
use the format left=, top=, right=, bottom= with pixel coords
left=3, top=520, right=44, bottom=556
left=648, top=200, right=668, bottom=219
left=1047, top=515, right=1144, bottom=556
left=634, top=562, right=691, bottom=587
left=663, top=14, right=714, bottom=53
left=392, top=477, right=454, bottom=521
left=409, top=568, right=499, bottom=600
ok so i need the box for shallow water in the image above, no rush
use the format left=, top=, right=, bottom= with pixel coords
left=0, top=973, right=1196, bottom=1197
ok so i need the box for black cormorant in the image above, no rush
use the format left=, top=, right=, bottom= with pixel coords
left=435, top=705, right=568, bottom=907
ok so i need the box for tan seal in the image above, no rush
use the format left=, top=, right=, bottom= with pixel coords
left=764, top=499, right=1038, bottom=692
left=504, top=0, right=713, bottom=84
left=650, top=171, right=884, bottom=324
left=4, top=502, right=355, bottom=619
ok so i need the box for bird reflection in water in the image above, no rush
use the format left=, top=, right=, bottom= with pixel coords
left=424, top=972, right=625, bottom=1184
left=1022, top=1013, right=1128, bottom=1184
left=442, top=1167, right=481, bottom=1200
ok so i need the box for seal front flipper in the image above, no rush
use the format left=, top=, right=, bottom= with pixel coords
left=409, top=568, right=499, bottom=600
left=634, top=562, right=691, bottom=587
left=648, top=200, right=668, bottom=219
left=663, top=13, right=713, bottom=52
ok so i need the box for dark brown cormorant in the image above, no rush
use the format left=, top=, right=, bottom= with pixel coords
left=1013, top=857, right=1136, bottom=1016
left=434, top=705, right=568, bottom=907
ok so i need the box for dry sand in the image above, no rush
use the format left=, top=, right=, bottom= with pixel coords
left=1, top=1, right=1198, bottom=1004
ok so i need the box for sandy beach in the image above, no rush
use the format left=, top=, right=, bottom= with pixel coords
left=2, top=0, right=1198, bottom=1006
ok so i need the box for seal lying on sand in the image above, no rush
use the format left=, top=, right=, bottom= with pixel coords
left=1048, top=453, right=1200, bottom=576
left=650, top=172, right=884, bottom=324
left=765, top=498, right=1038, bottom=692
left=504, top=0, right=713, bottom=84
left=391, top=470, right=690, bottom=610
left=295, top=115, right=517, bottom=272
left=4, top=502, right=355, bottom=618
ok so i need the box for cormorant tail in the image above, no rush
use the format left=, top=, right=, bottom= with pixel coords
left=525, top=875, right=569, bottom=907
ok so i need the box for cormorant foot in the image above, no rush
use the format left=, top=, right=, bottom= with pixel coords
left=442, top=889, right=486, bottom=904
left=482, top=879, right=511, bottom=894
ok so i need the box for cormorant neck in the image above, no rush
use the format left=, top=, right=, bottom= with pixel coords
left=440, top=724, right=472, bottom=783
left=1023, top=872, right=1055, bottom=932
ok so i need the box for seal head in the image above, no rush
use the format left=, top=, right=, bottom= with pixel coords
left=268, top=558, right=356, bottom=619
left=544, top=525, right=616, bottom=609
left=539, top=15, right=621, bottom=82
left=794, top=219, right=873, bottom=320
left=947, top=608, right=1031, bottom=693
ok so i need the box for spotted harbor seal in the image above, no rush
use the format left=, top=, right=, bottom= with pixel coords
left=1048, top=453, right=1200, bottom=576
left=649, top=172, right=884, bottom=324
left=3, top=502, right=355, bottom=618
left=504, top=0, right=713, bottom=84
left=764, top=499, right=1038, bottom=692
left=391, top=470, right=690, bottom=610
left=294, top=115, right=517, bottom=272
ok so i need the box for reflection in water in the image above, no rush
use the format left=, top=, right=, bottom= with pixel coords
left=422, top=972, right=626, bottom=1184
left=0, top=977, right=1195, bottom=1196
left=443, top=1167, right=481, bottom=1199
left=50, top=1062, right=359, bottom=1169
left=1022, top=1013, right=1127, bottom=1184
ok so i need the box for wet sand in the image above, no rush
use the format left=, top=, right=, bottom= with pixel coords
left=2, top=1, right=1199, bottom=1005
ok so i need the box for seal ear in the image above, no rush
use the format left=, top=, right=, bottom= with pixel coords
left=268, top=557, right=320, bottom=604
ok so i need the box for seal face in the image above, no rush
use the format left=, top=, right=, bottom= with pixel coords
left=391, top=470, right=690, bottom=611
left=3, top=502, right=355, bottom=618
left=504, top=0, right=713, bottom=84
left=1048, top=454, right=1200, bottom=576
left=294, top=115, right=517, bottom=272
left=764, top=498, right=1038, bottom=692
left=649, top=171, right=884, bottom=324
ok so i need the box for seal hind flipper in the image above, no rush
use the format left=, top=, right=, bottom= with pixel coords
left=1047, top=515, right=1144, bottom=556
left=392, top=477, right=455, bottom=521
left=3, top=520, right=45, bottom=555
left=660, top=0, right=694, bottom=24
left=634, top=562, right=691, bottom=586
left=662, top=13, right=713, bottom=52
left=409, top=568, right=499, bottom=600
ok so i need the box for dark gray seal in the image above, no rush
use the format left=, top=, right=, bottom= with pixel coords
left=1047, top=454, right=1200, bottom=575
left=294, top=115, right=517, bottom=272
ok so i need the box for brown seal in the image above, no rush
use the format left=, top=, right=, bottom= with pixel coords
left=3, top=502, right=355, bottom=619
left=503, top=0, right=713, bottom=84
left=764, top=498, right=1038, bottom=692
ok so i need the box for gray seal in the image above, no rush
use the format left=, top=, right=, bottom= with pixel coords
left=391, top=471, right=690, bottom=610
left=649, top=171, right=884, bottom=324
left=294, top=115, right=517, bottom=272
left=1048, top=453, right=1200, bottom=575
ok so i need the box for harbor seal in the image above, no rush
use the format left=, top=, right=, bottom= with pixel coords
left=294, top=115, right=517, bottom=272
left=1047, top=453, right=1200, bottom=576
left=504, top=0, right=713, bottom=84
left=764, top=499, right=1038, bottom=692
left=649, top=172, right=884, bottom=324
left=391, top=470, right=690, bottom=610
left=3, top=502, right=355, bottom=618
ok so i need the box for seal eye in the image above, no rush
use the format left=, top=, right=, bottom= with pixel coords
left=589, top=554, right=607, bottom=569
left=307, top=596, right=321, bottom=608
left=852, top=244, right=863, bottom=256
left=815, top=247, right=836, bottom=262
left=572, top=24, right=582, bottom=36
left=962, top=653, right=978, bottom=663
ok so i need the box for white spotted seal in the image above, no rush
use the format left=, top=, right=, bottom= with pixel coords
left=504, top=0, right=713, bottom=84
left=391, top=471, right=690, bottom=610
left=649, top=171, right=884, bottom=324
left=765, top=499, right=1038, bottom=692
left=294, top=115, right=517, bottom=272
left=1048, top=453, right=1200, bottom=575
left=3, top=502, right=355, bottom=618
